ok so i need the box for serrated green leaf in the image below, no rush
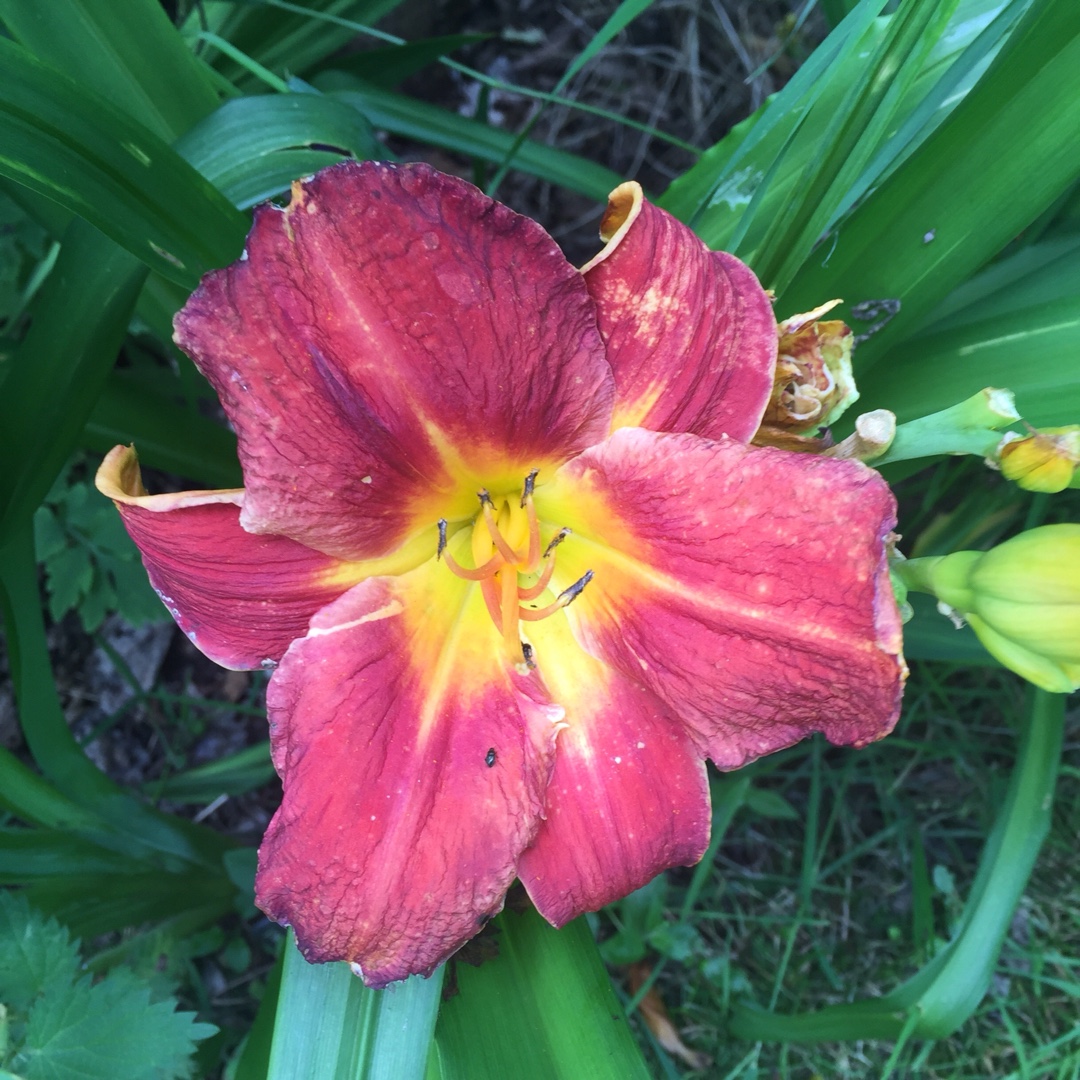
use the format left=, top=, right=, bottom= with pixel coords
left=0, top=38, right=247, bottom=289
left=18, top=968, right=214, bottom=1080
left=75, top=573, right=115, bottom=634
left=0, top=893, right=80, bottom=1013
left=101, top=555, right=167, bottom=627
left=31, top=508, right=65, bottom=563
left=43, top=545, right=93, bottom=622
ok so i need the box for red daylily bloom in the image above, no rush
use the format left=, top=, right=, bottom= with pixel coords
left=97, top=162, right=906, bottom=987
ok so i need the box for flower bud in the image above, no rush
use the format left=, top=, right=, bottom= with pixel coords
left=996, top=426, right=1080, bottom=493
left=899, top=525, right=1080, bottom=692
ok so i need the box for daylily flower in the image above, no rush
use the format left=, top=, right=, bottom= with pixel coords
left=96, top=162, right=906, bottom=987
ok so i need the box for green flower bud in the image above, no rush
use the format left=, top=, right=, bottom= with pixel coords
left=898, top=525, right=1080, bottom=693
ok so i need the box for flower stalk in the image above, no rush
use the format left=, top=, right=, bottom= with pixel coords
left=872, top=387, right=1020, bottom=466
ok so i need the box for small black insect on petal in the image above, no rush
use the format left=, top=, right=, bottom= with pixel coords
left=485, top=747, right=497, bottom=768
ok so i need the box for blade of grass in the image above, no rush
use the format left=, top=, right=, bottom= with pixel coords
left=325, top=80, right=622, bottom=200
left=728, top=687, right=1064, bottom=1042
left=485, top=0, right=660, bottom=197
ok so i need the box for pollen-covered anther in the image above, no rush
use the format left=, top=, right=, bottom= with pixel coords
left=519, top=570, right=595, bottom=622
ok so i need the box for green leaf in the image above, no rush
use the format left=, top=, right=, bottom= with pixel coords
left=31, top=508, right=65, bottom=563
left=146, top=744, right=274, bottom=804
left=42, top=545, right=93, bottom=622
left=186, top=0, right=403, bottom=91
left=0, top=0, right=217, bottom=141
left=0, top=827, right=149, bottom=881
left=0, top=892, right=80, bottom=1013
left=84, top=369, right=241, bottom=489
left=779, top=0, right=1080, bottom=371
left=748, top=0, right=962, bottom=291
left=315, top=34, right=489, bottom=87
left=322, top=79, right=623, bottom=201
left=0, top=38, right=247, bottom=289
left=434, top=903, right=651, bottom=1080
left=19, top=968, right=215, bottom=1080
left=745, top=787, right=801, bottom=821
left=659, top=0, right=895, bottom=243
left=0, top=221, right=145, bottom=545
left=266, top=935, right=442, bottom=1080
left=175, top=93, right=382, bottom=209
left=860, top=236, right=1080, bottom=427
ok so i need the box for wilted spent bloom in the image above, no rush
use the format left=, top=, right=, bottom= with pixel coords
left=900, top=524, right=1080, bottom=693
left=996, top=426, right=1080, bottom=493
left=755, top=300, right=858, bottom=450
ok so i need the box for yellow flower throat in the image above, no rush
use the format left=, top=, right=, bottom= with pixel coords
left=437, top=470, right=592, bottom=650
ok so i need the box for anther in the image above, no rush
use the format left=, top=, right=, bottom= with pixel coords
left=519, top=570, right=594, bottom=622
left=520, top=469, right=539, bottom=508
left=478, top=491, right=519, bottom=564
left=543, top=528, right=571, bottom=559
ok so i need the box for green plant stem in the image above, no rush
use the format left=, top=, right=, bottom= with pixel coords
left=727, top=688, right=1064, bottom=1043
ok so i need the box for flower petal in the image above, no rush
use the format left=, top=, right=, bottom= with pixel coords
left=582, top=182, right=777, bottom=442
left=95, top=445, right=375, bottom=670
left=255, top=564, right=564, bottom=987
left=175, top=161, right=615, bottom=561
left=517, top=613, right=709, bottom=927
left=535, top=428, right=906, bottom=769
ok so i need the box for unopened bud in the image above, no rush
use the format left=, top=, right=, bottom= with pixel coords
left=897, top=524, right=1080, bottom=692
left=995, top=426, right=1080, bottom=493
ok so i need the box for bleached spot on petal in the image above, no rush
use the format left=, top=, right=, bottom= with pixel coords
left=308, top=599, right=404, bottom=637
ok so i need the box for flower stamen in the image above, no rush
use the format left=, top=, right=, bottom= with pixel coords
left=519, top=570, right=595, bottom=622
left=436, top=474, right=589, bottom=643
left=479, top=490, right=522, bottom=564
